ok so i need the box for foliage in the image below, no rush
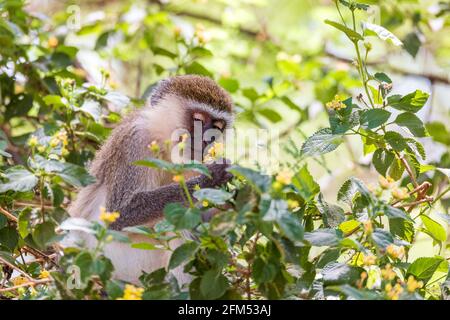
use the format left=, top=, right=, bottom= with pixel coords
left=0, top=0, right=449, bottom=300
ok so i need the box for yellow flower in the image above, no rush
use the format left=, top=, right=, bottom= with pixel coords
left=194, top=184, right=201, bottom=191
left=39, top=269, right=51, bottom=279
left=363, top=220, right=373, bottom=235
left=287, top=199, right=300, bottom=210
left=206, top=142, right=224, bottom=161
left=28, top=135, right=39, bottom=147
left=325, top=95, right=346, bottom=111
left=37, top=145, right=46, bottom=153
left=105, top=235, right=114, bottom=242
left=47, top=36, right=58, bottom=48
left=12, top=276, right=29, bottom=286
left=49, top=137, right=59, bottom=148
left=385, top=283, right=403, bottom=300
left=202, top=200, right=209, bottom=207
left=386, top=244, right=405, bottom=259
left=362, top=253, right=376, bottom=266
left=119, top=284, right=144, bottom=300
left=56, top=130, right=68, bottom=146
left=172, top=175, right=184, bottom=183
left=392, top=187, right=409, bottom=200
left=381, top=264, right=396, bottom=281
left=61, top=148, right=69, bottom=157
left=14, top=84, right=25, bottom=94
left=271, top=181, right=283, bottom=191
left=99, top=207, right=120, bottom=224
left=275, top=169, right=293, bottom=185
left=406, top=275, right=423, bottom=293
left=378, top=175, right=394, bottom=189
left=149, top=140, right=160, bottom=154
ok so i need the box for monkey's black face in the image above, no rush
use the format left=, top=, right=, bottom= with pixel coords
left=184, top=110, right=226, bottom=161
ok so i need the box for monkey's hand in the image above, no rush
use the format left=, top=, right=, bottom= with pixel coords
left=199, top=161, right=233, bottom=188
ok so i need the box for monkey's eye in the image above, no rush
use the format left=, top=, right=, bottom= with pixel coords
left=213, top=121, right=225, bottom=131
left=193, top=112, right=205, bottom=123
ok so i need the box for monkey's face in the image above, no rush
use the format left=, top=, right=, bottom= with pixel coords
left=184, top=110, right=227, bottom=161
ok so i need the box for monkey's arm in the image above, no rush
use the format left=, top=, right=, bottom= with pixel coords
left=110, top=163, right=232, bottom=230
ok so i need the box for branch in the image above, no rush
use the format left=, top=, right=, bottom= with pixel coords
left=324, top=45, right=450, bottom=85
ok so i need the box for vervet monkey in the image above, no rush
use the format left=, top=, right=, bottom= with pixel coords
left=65, top=75, right=234, bottom=284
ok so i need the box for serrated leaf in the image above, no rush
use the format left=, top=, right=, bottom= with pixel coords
left=301, top=128, right=343, bottom=157
left=384, top=131, right=407, bottom=151
left=168, top=241, right=199, bottom=270
left=292, top=165, right=320, bottom=201
left=372, top=148, right=395, bottom=176
left=407, top=257, right=445, bottom=283
left=394, top=112, right=427, bottom=137
left=360, top=109, right=391, bottom=129
left=304, top=229, right=343, bottom=247
left=0, top=166, right=38, bottom=193
left=388, top=90, right=429, bottom=113
left=421, top=215, right=447, bottom=243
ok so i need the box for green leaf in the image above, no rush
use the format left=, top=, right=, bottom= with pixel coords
left=372, top=148, right=395, bottom=176
left=218, top=77, right=239, bottom=93
left=339, top=220, right=361, bottom=235
left=322, top=262, right=364, bottom=286
left=253, top=258, right=277, bottom=285
left=384, top=131, right=407, bottom=151
left=338, top=0, right=369, bottom=11
left=360, top=109, right=391, bottom=129
left=317, top=193, right=345, bottom=228
left=184, top=61, right=212, bottom=77
left=388, top=158, right=405, bottom=181
left=325, top=20, right=363, bottom=42
left=384, top=205, right=413, bottom=222
left=0, top=166, right=38, bottom=193
left=200, top=270, right=228, bottom=299
left=337, top=177, right=374, bottom=204
left=371, top=228, right=394, bottom=249
left=394, top=112, right=427, bottom=137
left=103, top=92, right=130, bottom=110
left=152, top=46, right=177, bottom=59
left=0, top=226, right=18, bottom=252
left=362, top=22, right=403, bottom=46
left=258, top=108, right=283, bottom=123
left=407, top=257, right=445, bottom=283
left=426, top=122, right=450, bottom=145
left=304, top=229, right=343, bottom=247
left=227, top=165, right=271, bottom=193
left=168, top=241, right=199, bottom=270
left=79, top=99, right=102, bottom=122
left=163, top=203, right=201, bottom=230
left=56, top=162, right=95, bottom=187
left=32, top=221, right=57, bottom=249
left=328, top=284, right=381, bottom=300
left=388, top=90, right=429, bottom=113
left=18, top=207, right=32, bottom=238
left=374, top=72, right=392, bottom=84
left=242, top=88, right=259, bottom=102
left=292, top=165, right=320, bottom=201
left=421, top=215, right=447, bottom=243
left=193, top=188, right=232, bottom=205
left=133, top=158, right=175, bottom=171
left=403, top=32, right=421, bottom=58
left=130, top=242, right=161, bottom=250
left=277, top=213, right=304, bottom=242
left=301, top=128, right=343, bottom=157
